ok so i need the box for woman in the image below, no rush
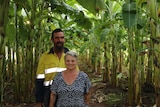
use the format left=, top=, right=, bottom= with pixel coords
left=49, top=51, right=91, bottom=107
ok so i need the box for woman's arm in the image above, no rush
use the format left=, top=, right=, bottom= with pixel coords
left=84, top=89, right=91, bottom=105
left=49, top=92, right=56, bottom=107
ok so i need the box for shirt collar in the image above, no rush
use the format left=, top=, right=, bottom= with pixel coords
left=48, top=47, right=69, bottom=54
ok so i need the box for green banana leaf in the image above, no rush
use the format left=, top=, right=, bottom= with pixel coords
left=122, top=2, right=137, bottom=28
left=76, top=0, right=106, bottom=15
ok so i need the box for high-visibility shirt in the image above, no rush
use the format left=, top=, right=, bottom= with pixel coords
left=35, top=47, right=69, bottom=102
left=36, top=51, right=66, bottom=86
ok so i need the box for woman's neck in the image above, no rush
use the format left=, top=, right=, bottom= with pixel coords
left=65, top=69, right=78, bottom=73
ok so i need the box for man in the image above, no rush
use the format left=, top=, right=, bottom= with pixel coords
left=35, top=28, right=69, bottom=107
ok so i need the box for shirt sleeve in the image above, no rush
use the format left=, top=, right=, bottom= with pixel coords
left=83, top=72, right=92, bottom=94
left=34, top=54, right=45, bottom=102
left=50, top=73, right=61, bottom=94
left=36, top=54, right=45, bottom=76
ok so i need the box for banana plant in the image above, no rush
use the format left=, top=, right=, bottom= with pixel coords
left=4, top=0, right=51, bottom=102
left=147, top=0, right=160, bottom=106
left=122, top=0, right=138, bottom=106
left=0, top=0, right=10, bottom=106
left=106, top=0, right=124, bottom=87
left=75, top=0, right=106, bottom=15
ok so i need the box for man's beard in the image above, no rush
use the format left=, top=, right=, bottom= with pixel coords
left=55, top=42, right=64, bottom=52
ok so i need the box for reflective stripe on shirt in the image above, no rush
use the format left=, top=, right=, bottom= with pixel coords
left=36, top=74, right=45, bottom=79
left=37, top=67, right=66, bottom=86
left=45, top=67, right=66, bottom=74
left=50, top=80, right=53, bottom=85
left=44, top=80, right=53, bottom=86
left=44, top=81, right=50, bottom=86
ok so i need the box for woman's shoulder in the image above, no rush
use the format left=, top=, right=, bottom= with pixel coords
left=54, top=72, right=62, bottom=79
left=79, top=71, right=89, bottom=77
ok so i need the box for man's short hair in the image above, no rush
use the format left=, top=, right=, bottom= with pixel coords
left=51, top=28, right=63, bottom=39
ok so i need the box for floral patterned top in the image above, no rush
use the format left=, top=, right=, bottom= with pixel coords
left=50, top=71, right=91, bottom=107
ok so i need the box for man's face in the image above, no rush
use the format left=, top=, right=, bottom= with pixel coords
left=52, top=32, right=65, bottom=49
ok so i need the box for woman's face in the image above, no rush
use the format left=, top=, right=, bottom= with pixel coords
left=65, top=55, right=77, bottom=70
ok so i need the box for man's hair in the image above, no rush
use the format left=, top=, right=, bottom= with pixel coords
left=51, top=28, right=63, bottom=39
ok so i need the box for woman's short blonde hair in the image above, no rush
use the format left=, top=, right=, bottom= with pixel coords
left=64, top=51, right=78, bottom=60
